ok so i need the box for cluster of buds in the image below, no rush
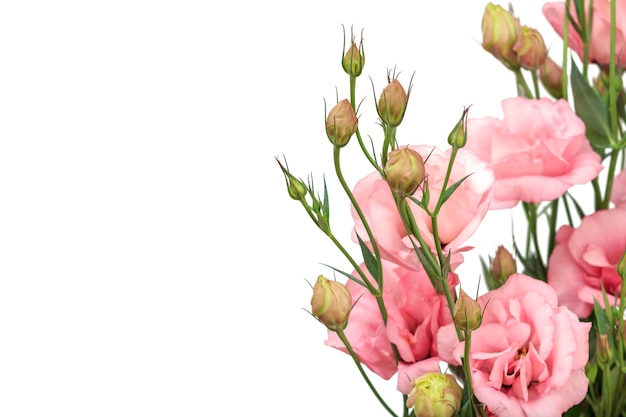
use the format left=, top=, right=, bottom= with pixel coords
left=481, top=3, right=547, bottom=71
left=406, top=372, right=463, bottom=417
left=310, top=275, right=352, bottom=331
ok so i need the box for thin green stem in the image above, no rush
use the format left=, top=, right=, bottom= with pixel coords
left=336, top=328, right=400, bottom=417
left=547, top=199, right=559, bottom=258
left=602, top=151, right=620, bottom=209
left=349, top=75, right=383, bottom=173
left=462, top=330, right=486, bottom=417
left=514, top=69, right=533, bottom=98
left=522, top=202, right=546, bottom=279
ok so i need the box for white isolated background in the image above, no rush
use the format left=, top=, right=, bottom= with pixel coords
left=0, top=0, right=569, bottom=416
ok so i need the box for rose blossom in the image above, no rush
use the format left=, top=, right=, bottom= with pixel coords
left=325, top=259, right=457, bottom=394
left=351, top=145, right=494, bottom=271
left=438, top=274, right=590, bottom=417
left=548, top=209, right=626, bottom=317
left=466, top=97, right=603, bottom=209
left=611, top=168, right=626, bottom=209
left=543, top=0, right=626, bottom=69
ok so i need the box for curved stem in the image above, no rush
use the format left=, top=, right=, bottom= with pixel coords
left=336, top=328, right=400, bottom=417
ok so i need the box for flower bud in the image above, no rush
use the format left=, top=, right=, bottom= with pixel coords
left=384, top=147, right=425, bottom=195
left=492, top=245, right=516, bottom=284
left=481, top=3, right=523, bottom=69
left=539, top=56, right=564, bottom=99
left=447, top=106, right=469, bottom=148
left=310, top=275, right=352, bottom=330
left=453, top=289, right=482, bottom=331
left=342, top=42, right=365, bottom=77
left=406, top=372, right=463, bottom=417
left=287, top=176, right=307, bottom=200
left=377, top=79, right=408, bottom=127
left=596, top=333, right=613, bottom=365
left=618, top=250, right=626, bottom=279
left=326, top=99, right=358, bottom=147
left=513, top=26, right=547, bottom=71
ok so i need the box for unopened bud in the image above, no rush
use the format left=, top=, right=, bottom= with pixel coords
left=342, top=42, right=365, bottom=77
left=492, top=245, right=516, bottom=284
left=596, top=333, right=613, bottom=365
left=287, top=176, right=307, bottom=200
left=384, top=147, right=425, bottom=195
left=481, top=3, right=523, bottom=69
left=539, top=56, right=564, bottom=99
left=618, top=250, right=626, bottom=279
left=377, top=79, right=408, bottom=127
left=453, top=289, right=482, bottom=331
left=406, top=372, right=463, bottom=417
left=513, top=26, right=547, bottom=70
left=311, top=275, right=352, bottom=330
left=326, top=99, right=358, bottom=147
left=447, top=107, right=469, bottom=148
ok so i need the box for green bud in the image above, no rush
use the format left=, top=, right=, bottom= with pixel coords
left=384, top=147, right=425, bottom=195
left=377, top=79, right=408, bottom=127
left=342, top=41, right=365, bottom=77
left=287, top=176, right=307, bottom=200
left=447, top=107, right=469, bottom=148
left=453, top=289, right=482, bottom=331
left=481, top=3, right=523, bottom=69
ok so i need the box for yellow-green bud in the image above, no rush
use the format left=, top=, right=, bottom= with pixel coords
left=492, top=245, right=516, bottom=284
left=342, top=42, right=365, bottom=77
left=539, top=56, right=564, bottom=99
left=453, top=289, right=482, bottom=331
left=406, top=372, right=463, bottom=417
left=513, top=26, right=547, bottom=71
left=326, top=99, right=358, bottom=147
left=311, top=275, right=352, bottom=330
left=287, top=176, right=307, bottom=200
left=447, top=107, right=469, bottom=148
left=377, top=79, right=408, bottom=127
left=384, top=147, right=425, bottom=195
left=618, top=250, right=626, bottom=279
left=481, top=3, right=523, bottom=69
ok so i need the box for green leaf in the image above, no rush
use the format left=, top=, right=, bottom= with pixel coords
left=570, top=61, right=613, bottom=149
left=320, top=263, right=366, bottom=288
left=593, top=299, right=611, bottom=336
left=440, top=174, right=471, bottom=206
left=356, top=233, right=380, bottom=283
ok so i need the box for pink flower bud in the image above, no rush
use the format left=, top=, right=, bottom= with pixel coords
left=377, top=79, right=408, bottom=127
left=481, top=3, right=523, bottom=69
left=492, top=245, right=516, bottom=284
left=310, top=275, right=352, bottom=330
left=342, top=41, right=365, bottom=77
left=453, top=289, right=482, bottom=331
left=539, top=56, right=564, bottom=99
left=513, top=26, right=547, bottom=70
left=406, top=372, right=463, bottom=417
left=384, top=146, right=425, bottom=195
left=326, top=99, right=358, bottom=147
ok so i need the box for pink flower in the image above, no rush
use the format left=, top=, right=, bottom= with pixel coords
left=548, top=209, right=626, bottom=317
left=611, top=168, right=626, bottom=209
left=325, top=260, right=457, bottom=394
left=466, top=97, right=603, bottom=209
left=543, top=0, right=626, bottom=69
left=438, top=274, right=590, bottom=417
left=351, top=145, right=494, bottom=271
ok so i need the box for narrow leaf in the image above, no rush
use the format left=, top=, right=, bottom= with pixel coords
left=356, top=233, right=380, bottom=282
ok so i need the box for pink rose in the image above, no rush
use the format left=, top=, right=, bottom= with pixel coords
left=611, top=168, right=626, bottom=208
left=543, top=0, right=626, bottom=68
left=466, top=97, right=603, bottom=209
left=548, top=209, right=626, bottom=317
left=325, top=260, right=457, bottom=393
left=351, top=145, right=494, bottom=271
left=438, top=274, right=590, bottom=417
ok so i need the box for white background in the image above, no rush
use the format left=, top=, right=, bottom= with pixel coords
left=0, top=0, right=566, bottom=415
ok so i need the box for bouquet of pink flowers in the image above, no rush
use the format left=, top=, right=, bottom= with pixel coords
left=277, top=1, right=626, bottom=416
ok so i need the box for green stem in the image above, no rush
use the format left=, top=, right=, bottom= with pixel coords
left=462, top=330, right=486, bottom=417
left=522, top=202, right=546, bottom=279
left=561, top=0, right=571, bottom=100
left=514, top=69, right=533, bottom=98
left=336, top=328, right=400, bottom=417
left=350, top=75, right=383, bottom=173
left=333, top=146, right=383, bottom=290
left=547, top=199, right=559, bottom=258
left=602, top=151, right=620, bottom=209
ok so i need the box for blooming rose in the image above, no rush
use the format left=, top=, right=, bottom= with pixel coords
left=351, top=145, right=494, bottom=271
left=325, top=259, right=457, bottom=394
left=438, top=274, right=590, bottom=417
left=466, top=97, right=603, bottom=209
left=611, top=168, right=626, bottom=209
left=543, top=0, right=626, bottom=69
left=548, top=209, right=626, bottom=317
